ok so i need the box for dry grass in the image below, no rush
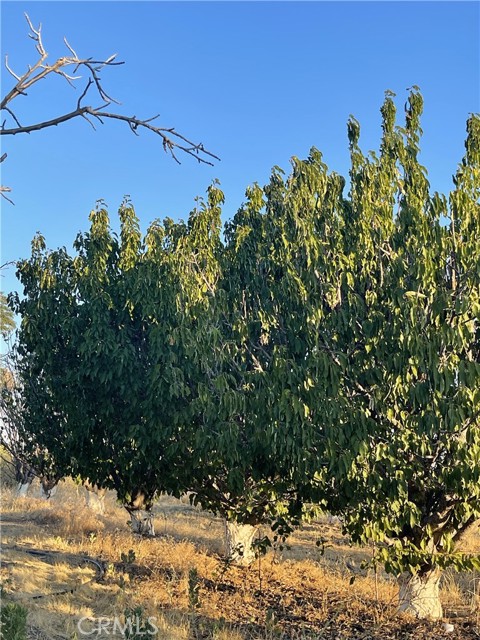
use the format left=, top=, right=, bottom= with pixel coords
left=1, top=473, right=479, bottom=639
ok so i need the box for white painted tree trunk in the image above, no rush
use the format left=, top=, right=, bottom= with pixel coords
left=398, top=569, right=443, bottom=619
left=16, top=481, right=32, bottom=498
left=224, top=521, right=257, bottom=566
left=84, top=485, right=106, bottom=515
left=39, top=482, right=58, bottom=500
left=128, top=509, right=155, bottom=536
left=15, top=460, right=34, bottom=498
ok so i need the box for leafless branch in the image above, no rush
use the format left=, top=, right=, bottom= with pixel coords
left=2, top=106, right=219, bottom=165
left=4, top=55, right=21, bottom=82
left=63, top=36, right=78, bottom=59
left=0, top=185, right=15, bottom=205
left=2, top=106, right=22, bottom=129
left=0, top=259, right=15, bottom=271
left=1, top=13, right=219, bottom=202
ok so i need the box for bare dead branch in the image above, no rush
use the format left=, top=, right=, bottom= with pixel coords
left=24, top=13, right=44, bottom=54
left=63, top=36, right=78, bottom=59
left=2, top=106, right=22, bottom=129
left=1, top=106, right=220, bottom=165
left=81, top=112, right=98, bottom=130
left=0, top=185, right=15, bottom=205
left=4, top=55, right=21, bottom=81
left=77, top=78, right=93, bottom=109
left=1, top=13, right=219, bottom=202
left=54, top=68, right=80, bottom=87
left=1, top=14, right=120, bottom=112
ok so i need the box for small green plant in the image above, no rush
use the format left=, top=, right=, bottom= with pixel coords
left=0, top=601, right=28, bottom=640
left=188, top=567, right=200, bottom=611
left=123, top=606, right=154, bottom=639
left=265, top=608, right=282, bottom=638
left=211, top=616, right=227, bottom=637
left=120, top=549, right=136, bottom=564
left=104, top=562, right=116, bottom=579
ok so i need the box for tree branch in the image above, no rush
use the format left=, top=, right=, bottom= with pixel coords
left=1, top=107, right=220, bottom=165
left=1, top=13, right=219, bottom=202
left=0, top=154, right=14, bottom=203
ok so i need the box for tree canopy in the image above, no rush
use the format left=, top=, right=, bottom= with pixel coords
left=10, top=89, right=480, bottom=618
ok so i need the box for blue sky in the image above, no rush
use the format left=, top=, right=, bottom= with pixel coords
left=1, top=1, right=479, bottom=305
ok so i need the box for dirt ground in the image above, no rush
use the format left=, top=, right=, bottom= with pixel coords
left=1, top=477, right=479, bottom=639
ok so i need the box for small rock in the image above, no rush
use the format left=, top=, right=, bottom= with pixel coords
left=442, top=622, right=455, bottom=633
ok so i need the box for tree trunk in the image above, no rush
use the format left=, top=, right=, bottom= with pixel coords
left=84, top=484, right=106, bottom=515
left=16, top=481, right=32, bottom=498
left=123, top=490, right=155, bottom=536
left=224, top=520, right=257, bottom=566
left=398, top=569, right=443, bottom=619
left=39, top=477, right=58, bottom=500
left=15, top=459, right=34, bottom=498
left=127, top=508, right=155, bottom=536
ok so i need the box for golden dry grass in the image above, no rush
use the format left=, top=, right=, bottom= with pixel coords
left=1, top=473, right=479, bottom=639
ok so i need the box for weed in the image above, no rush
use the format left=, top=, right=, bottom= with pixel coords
left=123, top=606, right=156, bottom=639
left=0, top=601, right=28, bottom=640
left=265, top=608, right=282, bottom=638
left=104, top=562, right=116, bottom=580
left=188, top=567, right=200, bottom=611
left=121, top=549, right=136, bottom=564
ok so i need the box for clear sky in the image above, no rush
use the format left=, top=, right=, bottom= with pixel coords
left=1, top=1, right=479, bottom=304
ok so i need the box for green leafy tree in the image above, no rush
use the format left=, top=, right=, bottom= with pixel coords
left=12, top=206, right=164, bottom=526
left=211, top=89, right=480, bottom=614
left=329, top=91, right=480, bottom=619
left=11, top=190, right=224, bottom=533
left=11, top=89, right=479, bottom=611
left=266, top=90, right=480, bottom=619
left=0, top=355, right=63, bottom=499
left=0, top=293, right=16, bottom=338
left=12, top=180, right=305, bottom=559
left=194, top=165, right=342, bottom=561
left=9, top=232, right=86, bottom=500
left=186, top=181, right=307, bottom=563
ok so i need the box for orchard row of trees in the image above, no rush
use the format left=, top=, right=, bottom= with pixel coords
left=4, top=90, right=480, bottom=620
